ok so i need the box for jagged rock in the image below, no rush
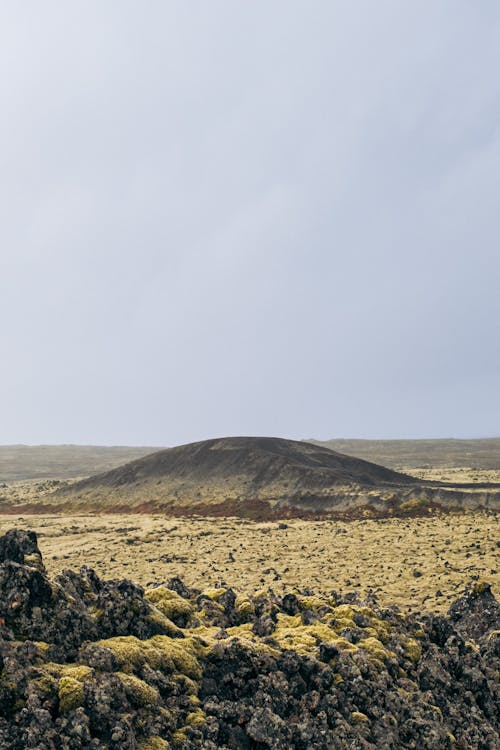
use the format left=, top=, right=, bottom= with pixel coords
left=0, top=528, right=498, bottom=749
left=0, top=529, right=45, bottom=572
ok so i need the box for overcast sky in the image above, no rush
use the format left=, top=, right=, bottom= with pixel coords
left=1, top=2, right=499, bottom=446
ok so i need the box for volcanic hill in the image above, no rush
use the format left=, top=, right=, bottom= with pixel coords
left=48, top=436, right=429, bottom=516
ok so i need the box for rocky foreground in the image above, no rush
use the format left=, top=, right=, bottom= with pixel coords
left=0, top=530, right=498, bottom=749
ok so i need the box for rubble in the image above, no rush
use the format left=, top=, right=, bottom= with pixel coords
left=0, top=529, right=498, bottom=749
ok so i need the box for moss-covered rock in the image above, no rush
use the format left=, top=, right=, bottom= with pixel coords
left=58, top=675, right=84, bottom=713
left=117, top=672, right=159, bottom=706
left=145, top=586, right=193, bottom=625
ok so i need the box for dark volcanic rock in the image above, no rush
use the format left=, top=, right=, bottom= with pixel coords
left=0, top=528, right=498, bottom=749
left=0, top=529, right=45, bottom=571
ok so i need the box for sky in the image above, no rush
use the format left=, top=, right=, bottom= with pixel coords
left=1, top=1, right=499, bottom=446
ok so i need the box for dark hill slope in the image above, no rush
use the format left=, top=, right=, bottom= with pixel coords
left=52, top=436, right=427, bottom=516
left=73, top=436, right=416, bottom=490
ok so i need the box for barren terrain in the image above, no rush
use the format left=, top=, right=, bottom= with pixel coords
left=1, top=510, right=497, bottom=614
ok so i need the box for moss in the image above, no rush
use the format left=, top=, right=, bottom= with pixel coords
left=185, top=708, right=206, bottom=727
left=34, top=674, right=57, bottom=697
left=145, top=587, right=193, bottom=622
left=58, top=676, right=84, bottom=713
left=297, top=594, right=331, bottom=613
left=97, top=635, right=202, bottom=680
left=44, top=664, right=94, bottom=713
left=331, top=604, right=355, bottom=620
left=235, top=594, right=255, bottom=619
left=329, top=605, right=392, bottom=643
left=139, top=738, right=170, bottom=750
left=32, top=641, right=51, bottom=659
left=403, top=637, right=422, bottom=663
left=351, top=711, right=370, bottom=724
left=33, top=641, right=50, bottom=652
left=45, top=663, right=93, bottom=682
left=200, top=587, right=226, bottom=601
left=172, top=729, right=188, bottom=747
left=400, top=498, right=428, bottom=511
left=329, top=604, right=356, bottom=632
left=117, top=672, right=159, bottom=706
left=170, top=674, right=199, bottom=695
left=147, top=609, right=184, bottom=637
left=358, top=636, right=391, bottom=662
left=273, top=614, right=357, bottom=656
left=219, top=626, right=278, bottom=658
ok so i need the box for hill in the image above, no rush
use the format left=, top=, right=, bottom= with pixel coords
left=48, top=436, right=500, bottom=517
left=49, top=436, right=420, bottom=515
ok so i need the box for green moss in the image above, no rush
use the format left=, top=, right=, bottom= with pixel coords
left=172, top=729, right=188, bottom=747
left=329, top=604, right=392, bottom=643
left=170, top=674, right=199, bottom=695
left=403, top=637, right=422, bottom=663
left=43, top=664, right=94, bottom=714
left=139, top=738, right=170, bottom=750
left=32, top=641, right=51, bottom=659
left=358, top=636, right=391, bottom=662
left=117, top=672, right=159, bottom=706
left=34, top=674, right=57, bottom=697
left=351, top=711, right=370, bottom=724
left=297, top=594, right=331, bottom=613
left=185, top=708, right=206, bottom=727
left=45, top=663, right=93, bottom=682
left=224, top=623, right=279, bottom=656
left=200, top=587, right=226, bottom=601
left=145, top=587, right=193, bottom=622
left=58, top=676, right=84, bottom=713
left=273, top=614, right=357, bottom=656
left=329, top=604, right=356, bottom=632
left=97, top=635, right=202, bottom=680
left=147, top=609, right=184, bottom=637
left=235, top=594, right=255, bottom=619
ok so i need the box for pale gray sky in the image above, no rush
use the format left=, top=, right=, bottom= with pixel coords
left=1, top=2, right=499, bottom=445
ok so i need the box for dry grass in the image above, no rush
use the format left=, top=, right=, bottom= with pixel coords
left=1, top=510, right=497, bottom=614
